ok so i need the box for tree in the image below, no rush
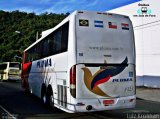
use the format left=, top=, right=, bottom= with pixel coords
left=0, top=10, right=67, bottom=62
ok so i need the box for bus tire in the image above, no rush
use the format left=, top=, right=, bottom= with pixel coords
left=46, top=85, right=54, bottom=108
left=41, top=85, right=47, bottom=106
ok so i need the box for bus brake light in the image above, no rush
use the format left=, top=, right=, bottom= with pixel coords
left=70, top=65, right=76, bottom=98
left=70, top=65, right=76, bottom=86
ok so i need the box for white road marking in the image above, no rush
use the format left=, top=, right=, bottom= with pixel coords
left=0, top=105, right=17, bottom=119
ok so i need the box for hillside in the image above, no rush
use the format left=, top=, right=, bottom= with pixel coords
left=0, top=10, right=68, bottom=62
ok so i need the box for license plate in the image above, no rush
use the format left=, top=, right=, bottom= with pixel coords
left=103, top=100, right=114, bottom=105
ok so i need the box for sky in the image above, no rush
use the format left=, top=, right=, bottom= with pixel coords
left=0, top=0, right=141, bottom=14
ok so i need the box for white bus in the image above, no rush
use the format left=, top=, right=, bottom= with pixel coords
left=0, top=62, right=21, bottom=81
left=22, top=11, right=136, bottom=113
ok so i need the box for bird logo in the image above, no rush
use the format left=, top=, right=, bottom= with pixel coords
left=82, top=57, right=128, bottom=97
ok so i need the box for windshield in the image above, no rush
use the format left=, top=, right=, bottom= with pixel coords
left=0, top=64, right=7, bottom=70
left=10, top=63, right=20, bottom=69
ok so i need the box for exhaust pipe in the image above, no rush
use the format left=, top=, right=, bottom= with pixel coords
left=86, top=105, right=92, bottom=111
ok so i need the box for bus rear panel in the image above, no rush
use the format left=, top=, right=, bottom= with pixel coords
left=69, top=11, right=135, bottom=112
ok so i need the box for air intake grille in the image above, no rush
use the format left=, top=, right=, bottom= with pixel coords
left=57, top=85, right=67, bottom=107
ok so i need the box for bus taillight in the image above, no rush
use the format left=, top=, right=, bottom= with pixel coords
left=70, top=65, right=76, bottom=98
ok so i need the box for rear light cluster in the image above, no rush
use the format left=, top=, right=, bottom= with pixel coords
left=70, top=65, right=76, bottom=98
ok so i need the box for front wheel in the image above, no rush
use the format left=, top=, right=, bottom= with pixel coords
left=41, top=88, right=47, bottom=105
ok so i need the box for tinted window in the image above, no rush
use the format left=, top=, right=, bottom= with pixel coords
left=10, top=63, right=20, bottom=68
left=0, top=64, right=7, bottom=70
left=24, top=22, right=69, bottom=63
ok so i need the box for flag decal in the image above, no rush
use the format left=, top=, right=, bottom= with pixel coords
left=121, top=23, right=129, bottom=30
left=94, top=20, right=103, bottom=28
left=108, top=22, right=117, bottom=29
left=79, top=19, right=89, bottom=26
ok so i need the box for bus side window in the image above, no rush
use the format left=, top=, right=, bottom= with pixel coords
left=24, top=21, right=70, bottom=62
left=55, top=29, right=62, bottom=53
left=48, top=36, right=54, bottom=56
left=37, top=42, right=43, bottom=59
left=61, top=22, right=69, bottom=52
left=48, top=22, right=69, bottom=56
left=52, top=33, right=57, bottom=54
left=42, top=39, right=49, bottom=57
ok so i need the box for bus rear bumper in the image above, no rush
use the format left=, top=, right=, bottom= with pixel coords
left=66, top=95, right=136, bottom=113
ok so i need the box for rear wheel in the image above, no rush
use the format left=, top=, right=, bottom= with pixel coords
left=42, top=93, right=47, bottom=104
left=41, top=85, right=54, bottom=108
left=46, top=86, right=54, bottom=108
left=41, top=85, right=47, bottom=105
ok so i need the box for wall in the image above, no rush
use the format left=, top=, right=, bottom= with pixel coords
left=108, top=0, right=160, bottom=88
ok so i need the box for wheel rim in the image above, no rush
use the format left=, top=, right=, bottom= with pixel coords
left=43, top=94, right=47, bottom=104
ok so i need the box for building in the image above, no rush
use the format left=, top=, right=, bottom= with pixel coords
left=108, top=0, right=160, bottom=88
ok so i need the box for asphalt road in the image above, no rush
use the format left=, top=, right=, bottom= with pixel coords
left=0, top=81, right=160, bottom=119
